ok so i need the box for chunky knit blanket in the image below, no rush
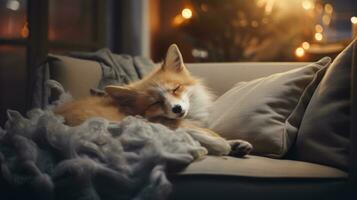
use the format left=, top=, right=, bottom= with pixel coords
left=0, top=109, right=207, bottom=200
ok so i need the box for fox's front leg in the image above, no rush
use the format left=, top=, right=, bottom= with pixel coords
left=228, top=139, right=253, bottom=157
left=184, top=127, right=231, bottom=156
left=182, top=122, right=252, bottom=157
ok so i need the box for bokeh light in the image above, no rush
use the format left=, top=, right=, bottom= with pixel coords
left=295, top=47, right=305, bottom=57
left=315, top=24, right=323, bottom=33
left=324, top=4, right=333, bottom=14
left=182, top=8, right=192, bottom=19
left=315, top=32, right=323, bottom=41
left=351, top=16, right=357, bottom=24
left=322, top=14, right=331, bottom=25
left=302, top=0, right=314, bottom=10
left=302, top=42, right=310, bottom=50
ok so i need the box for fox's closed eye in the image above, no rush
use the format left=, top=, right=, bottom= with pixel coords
left=173, top=85, right=181, bottom=93
left=150, top=100, right=163, bottom=106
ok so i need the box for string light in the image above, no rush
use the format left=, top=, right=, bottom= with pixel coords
left=295, top=47, right=305, bottom=57
left=182, top=8, right=192, bottom=19
left=322, top=14, right=331, bottom=25
left=324, top=4, right=333, bottom=14
left=251, top=21, right=259, bottom=28
left=315, top=24, right=323, bottom=33
left=302, top=0, right=314, bottom=10
left=315, top=32, right=323, bottom=41
left=351, top=16, right=357, bottom=24
left=302, top=42, right=310, bottom=50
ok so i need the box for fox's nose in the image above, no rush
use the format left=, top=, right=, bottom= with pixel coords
left=172, top=105, right=183, bottom=114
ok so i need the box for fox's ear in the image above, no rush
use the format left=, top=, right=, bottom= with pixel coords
left=105, top=85, right=138, bottom=105
left=162, top=44, right=185, bottom=72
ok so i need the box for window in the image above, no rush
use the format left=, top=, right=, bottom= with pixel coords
left=150, top=0, right=357, bottom=62
left=48, top=0, right=106, bottom=52
left=0, top=0, right=107, bottom=125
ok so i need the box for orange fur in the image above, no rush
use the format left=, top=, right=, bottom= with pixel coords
left=54, top=44, right=253, bottom=156
left=55, top=51, right=198, bottom=126
left=54, top=66, right=196, bottom=126
left=55, top=96, right=125, bottom=126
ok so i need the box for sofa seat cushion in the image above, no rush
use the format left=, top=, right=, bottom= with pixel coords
left=169, top=156, right=348, bottom=200
left=176, top=155, right=347, bottom=178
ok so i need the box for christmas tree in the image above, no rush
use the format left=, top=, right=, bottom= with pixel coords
left=178, top=0, right=317, bottom=61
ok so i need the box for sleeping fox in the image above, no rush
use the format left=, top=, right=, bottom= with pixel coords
left=55, top=44, right=252, bottom=156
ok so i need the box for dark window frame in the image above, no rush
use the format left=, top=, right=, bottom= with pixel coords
left=0, top=0, right=107, bottom=114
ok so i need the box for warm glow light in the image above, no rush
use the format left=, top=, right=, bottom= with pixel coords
left=351, top=16, right=357, bottom=24
left=6, top=0, right=20, bottom=11
left=264, top=0, right=275, bottom=14
left=181, top=8, right=192, bottom=19
left=251, top=21, right=259, bottom=28
left=324, top=3, right=333, bottom=14
left=240, top=20, right=248, bottom=27
left=21, top=22, right=29, bottom=38
left=200, top=4, right=208, bottom=12
left=302, top=0, right=314, bottom=10
left=172, top=15, right=185, bottom=26
left=302, top=42, right=310, bottom=50
left=315, top=32, right=323, bottom=41
left=256, top=0, right=265, bottom=7
left=322, top=14, right=331, bottom=25
left=295, top=47, right=305, bottom=57
left=315, top=24, right=323, bottom=33
left=316, top=3, right=323, bottom=14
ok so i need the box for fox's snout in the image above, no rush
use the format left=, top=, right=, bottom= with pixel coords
left=169, top=103, right=186, bottom=117
left=172, top=105, right=183, bottom=114
left=164, top=94, right=189, bottom=119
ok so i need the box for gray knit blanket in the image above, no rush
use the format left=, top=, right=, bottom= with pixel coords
left=16, top=49, right=206, bottom=199
left=32, top=49, right=155, bottom=109
left=0, top=109, right=207, bottom=200
left=70, top=48, right=155, bottom=89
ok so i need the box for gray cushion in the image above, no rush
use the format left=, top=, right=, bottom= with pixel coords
left=208, top=57, right=331, bottom=158
left=48, top=54, right=102, bottom=99
left=292, top=39, right=357, bottom=170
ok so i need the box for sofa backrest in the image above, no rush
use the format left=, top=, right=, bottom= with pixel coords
left=48, top=54, right=310, bottom=98
left=187, top=62, right=309, bottom=96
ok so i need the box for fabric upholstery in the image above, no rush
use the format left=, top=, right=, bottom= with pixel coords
left=208, top=57, right=331, bottom=158
left=170, top=176, right=347, bottom=200
left=48, top=54, right=102, bottom=99
left=69, top=48, right=155, bottom=89
left=292, top=39, right=357, bottom=170
left=177, top=155, right=347, bottom=178
left=47, top=57, right=309, bottom=99
left=169, top=155, right=348, bottom=200
left=187, top=62, right=309, bottom=96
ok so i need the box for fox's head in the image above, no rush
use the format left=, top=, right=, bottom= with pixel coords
left=105, top=44, right=197, bottom=120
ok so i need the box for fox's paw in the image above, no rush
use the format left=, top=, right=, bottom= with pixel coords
left=191, top=147, right=208, bottom=159
left=228, top=140, right=253, bottom=157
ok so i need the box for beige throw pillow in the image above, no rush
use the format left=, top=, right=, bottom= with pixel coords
left=208, top=57, right=331, bottom=158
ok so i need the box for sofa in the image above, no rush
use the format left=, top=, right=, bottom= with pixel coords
left=44, top=48, right=356, bottom=200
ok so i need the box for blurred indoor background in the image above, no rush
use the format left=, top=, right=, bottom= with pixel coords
left=0, top=0, right=356, bottom=124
